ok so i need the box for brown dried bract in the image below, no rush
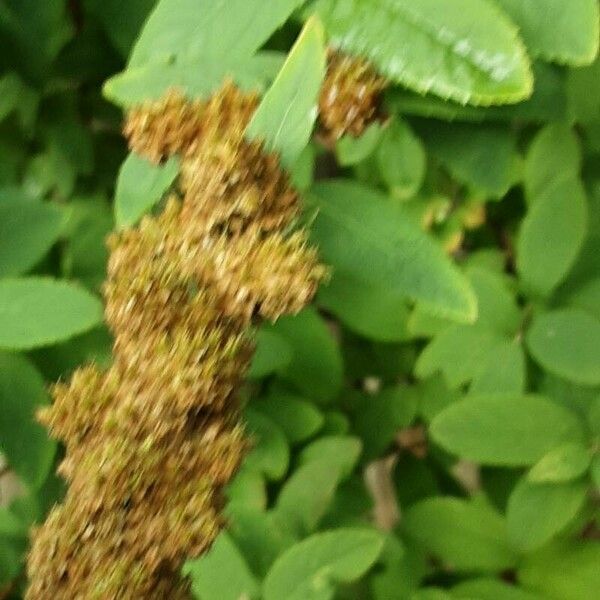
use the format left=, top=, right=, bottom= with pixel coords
left=319, top=50, right=386, bottom=142
left=26, top=82, right=324, bottom=599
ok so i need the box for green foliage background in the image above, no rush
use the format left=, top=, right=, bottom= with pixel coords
left=1, top=0, right=600, bottom=598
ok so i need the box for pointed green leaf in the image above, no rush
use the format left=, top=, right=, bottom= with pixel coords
left=244, top=409, right=289, bottom=481
left=115, top=153, right=179, bottom=228
left=247, top=17, right=326, bottom=169
left=310, top=180, right=477, bottom=323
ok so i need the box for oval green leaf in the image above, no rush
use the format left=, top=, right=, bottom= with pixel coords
left=430, top=394, right=585, bottom=466
left=0, top=278, right=103, bottom=350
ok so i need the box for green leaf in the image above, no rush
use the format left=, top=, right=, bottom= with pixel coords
left=247, top=17, right=326, bottom=169
left=104, top=52, right=283, bottom=107
left=466, top=268, right=521, bottom=335
left=591, top=455, right=600, bottom=491
left=253, top=392, right=323, bottom=444
left=403, top=497, right=516, bottom=571
left=313, top=0, right=533, bottom=106
left=309, top=180, right=477, bottom=322
left=494, top=0, right=599, bottom=66
left=415, top=324, right=508, bottom=388
left=335, top=123, right=383, bottom=166
left=563, top=277, right=600, bottom=321
left=517, top=175, right=588, bottom=298
left=318, top=273, right=411, bottom=343
left=115, top=153, right=179, bottom=228
left=229, top=509, right=295, bottom=577
left=524, top=123, right=581, bottom=202
left=87, top=0, right=156, bottom=57
left=526, top=309, right=600, bottom=386
left=268, top=307, right=343, bottom=403
left=519, top=540, right=600, bottom=600
left=248, top=329, right=293, bottom=379
left=183, top=532, right=259, bottom=600
left=244, top=409, right=289, bottom=481
left=469, top=339, right=526, bottom=395
left=527, top=442, right=591, bottom=483
left=226, top=467, right=266, bottom=514
left=298, top=436, right=362, bottom=478
left=452, top=578, right=544, bottom=600
left=389, top=61, right=566, bottom=124
left=0, top=352, right=56, bottom=488
left=418, top=122, right=519, bottom=198
left=0, top=200, right=64, bottom=276
left=0, top=278, right=103, bottom=350
left=275, top=460, right=343, bottom=537
left=430, top=394, right=585, bottom=466
left=351, top=387, right=417, bottom=460
left=129, top=0, right=303, bottom=68
left=507, top=478, right=588, bottom=552
left=377, top=119, right=426, bottom=199
left=263, top=528, right=384, bottom=600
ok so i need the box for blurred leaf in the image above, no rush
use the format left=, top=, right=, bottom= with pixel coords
left=253, top=392, right=323, bottom=444
left=298, top=435, right=362, bottom=478
left=419, top=122, right=519, bottom=198
left=0, top=200, right=64, bottom=276
left=519, top=540, right=600, bottom=600
left=244, top=409, right=289, bottom=481
left=275, top=460, right=343, bottom=537
left=351, top=387, right=417, bottom=460
left=128, top=0, right=303, bottom=68
left=105, top=52, right=283, bottom=106
left=248, top=329, right=293, bottom=379
left=377, top=119, right=426, bottom=199
left=431, top=394, right=585, bottom=466
left=247, top=17, right=326, bottom=169
left=114, top=153, right=179, bottom=228
left=517, top=175, right=587, bottom=298
left=507, top=477, right=587, bottom=551
left=403, top=497, right=516, bottom=571
left=527, top=442, right=591, bottom=483
left=313, top=0, right=532, bottom=105
left=268, top=307, right=343, bottom=403
left=318, top=273, right=411, bottom=343
left=526, top=309, right=600, bottom=386
left=263, top=528, right=384, bottom=600
left=452, top=578, right=544, bottom=600
left=0, top=278, right=103, bottom=350
left=310, top=180, right=477, bottom=323
left=335, top=123, right=383, bottom=166
left=183, top=532, right=259, bottom=600
left=494, top=0, right=599, bottom=65
left=0, top=352, right=56, bottom=488
left=524, top=123, right=581, bottom=201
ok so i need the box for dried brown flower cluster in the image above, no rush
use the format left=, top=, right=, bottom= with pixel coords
left=319, top=50, right=386, bottom=142
left=26, top=83, right=324, bottom=599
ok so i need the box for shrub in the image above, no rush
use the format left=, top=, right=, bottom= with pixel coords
left=0, top=1, right=599, bottom=599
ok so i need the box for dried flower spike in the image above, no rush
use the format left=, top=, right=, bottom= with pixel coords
left=26, top=83, right=324, bottom=599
